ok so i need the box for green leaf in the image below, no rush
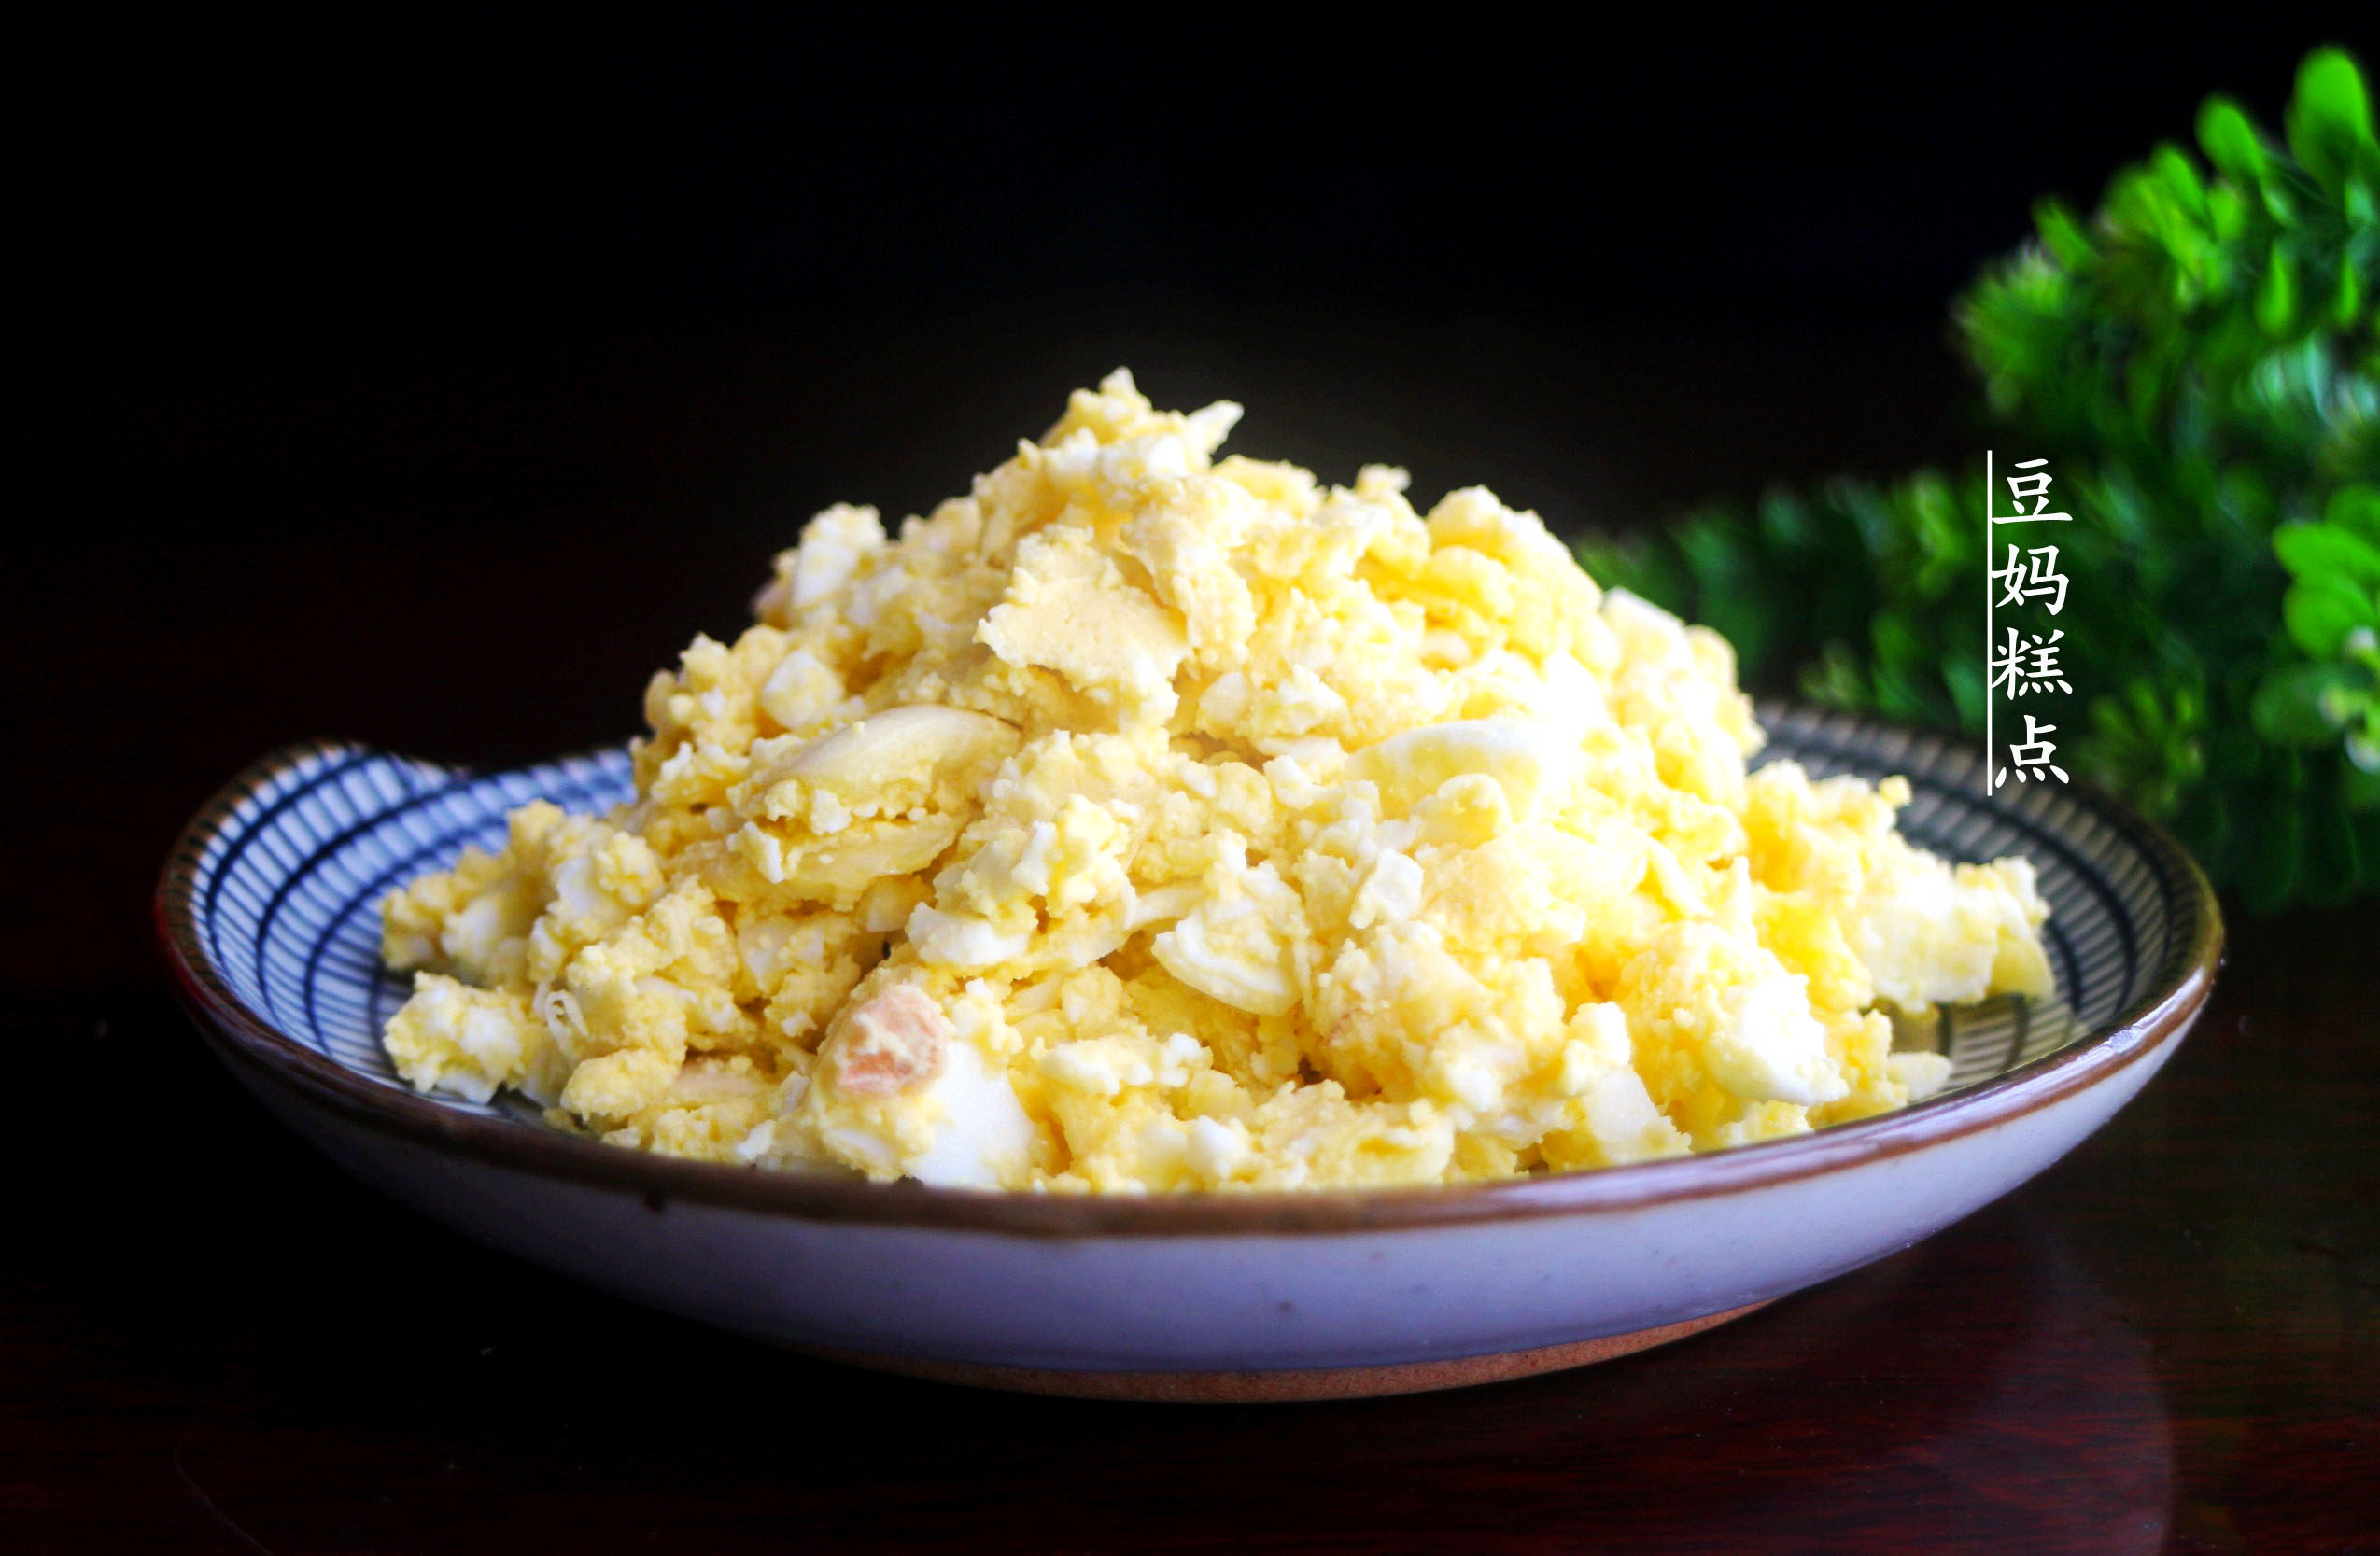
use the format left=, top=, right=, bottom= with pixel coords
left=2347, top=173, right=2378, bottom=228
left=2035, top=199, right=2093, bottom=269
left=2287, top=47, right=2375, bottom=196
left=2152, top=144, right=2209, bottom=217
left=2206, top=182, right=2249, bottom=245
left=2256, top=240, right=2299, bottom=334
left=2198, top=95, right=2267, bottom=183
left=2284, top=572, right=2380, bottom=657
left=2328, top=484, right=2380, bottom=545
left=2275, top=521, right=2380, bottom=586
left=2260, top=174, right=2302, bottom=229
left=2253, top=663, right=2360, bottom=745
left=1756, top=487, right=1819, bottom=552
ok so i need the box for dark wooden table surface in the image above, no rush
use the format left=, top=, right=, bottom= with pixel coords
left=12, top=328, right=2375, bottom=1552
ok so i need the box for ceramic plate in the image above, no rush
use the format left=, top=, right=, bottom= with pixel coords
left=158, top=704, right=2221, bottom=1400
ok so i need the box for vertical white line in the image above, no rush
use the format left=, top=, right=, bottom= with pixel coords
left=1984, top=449, right=1993, bottom=795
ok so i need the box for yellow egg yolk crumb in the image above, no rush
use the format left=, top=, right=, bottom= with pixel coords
left=380, top=371, right=2052, bottom=1191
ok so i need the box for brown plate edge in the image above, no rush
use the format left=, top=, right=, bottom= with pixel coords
left=791, top=1302, right=1772, bottom=1402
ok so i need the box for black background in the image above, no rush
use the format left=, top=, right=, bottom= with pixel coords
left=14, top=9, right=2379, bottom=1550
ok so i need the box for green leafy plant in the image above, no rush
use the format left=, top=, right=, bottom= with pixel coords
left=1580, top=46, right=2380, bottom=910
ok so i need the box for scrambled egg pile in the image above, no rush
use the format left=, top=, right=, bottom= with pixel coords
left=381, top=372, right=2052, bottom=1191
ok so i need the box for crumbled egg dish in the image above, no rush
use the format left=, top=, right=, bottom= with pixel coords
left=380, top=371, right=2053, bottom=1192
